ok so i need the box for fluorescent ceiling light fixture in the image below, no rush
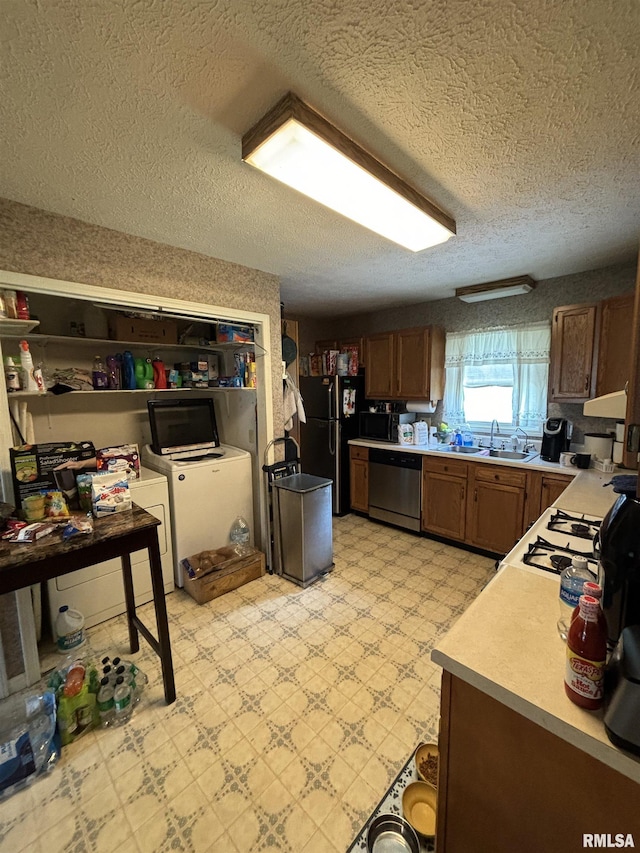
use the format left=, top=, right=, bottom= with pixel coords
left=242, top=92, right=456, bottom=252
left=456, top=276, right=536, bottom=303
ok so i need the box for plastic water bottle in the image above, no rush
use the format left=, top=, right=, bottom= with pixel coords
left=97, top=676, right=115, bottom=727
left=113, top=676, right=132, bottom=725
left=230, top=516, right=251, bottom=554
left=557, top=556, right=593, bottom=641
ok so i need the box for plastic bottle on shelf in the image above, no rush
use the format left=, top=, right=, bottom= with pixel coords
left=122, top=351, right=136, bottom=390
left=152, top=358, right=167, bottom=389
left=113, top=676, right=133, bottom=725
left=4, top=356, right=21, bottom=392
left=564, top=594, right=607, bottom=710
left=106, top=355, right=121, bottom=390
left=557, top=556, right=593, bottom=641
left=454, top=428, right=463, bottom=446
left=134, top=357, right=154, bottom=389
left=19, top=340, right=40, bottom=392
left=92, top=356, right=108, bottom=390
left=97, top=676, right=116, bottom=727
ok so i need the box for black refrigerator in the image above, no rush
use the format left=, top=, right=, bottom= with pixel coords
left=299, top=375, right=366, bottom=515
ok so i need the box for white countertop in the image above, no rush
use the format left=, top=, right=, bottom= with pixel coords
left=430, top=466, right=640, bottom=782
left=350, top=437, right=583, bottom=476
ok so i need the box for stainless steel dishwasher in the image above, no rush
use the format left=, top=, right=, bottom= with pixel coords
left=368, top=448, right=422, bottom=532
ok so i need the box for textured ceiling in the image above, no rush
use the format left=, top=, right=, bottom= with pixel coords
left=1, top=0, right=639, bottom=317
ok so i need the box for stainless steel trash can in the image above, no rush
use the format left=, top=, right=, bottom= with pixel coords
left=272, top=473, right=333, bottom=587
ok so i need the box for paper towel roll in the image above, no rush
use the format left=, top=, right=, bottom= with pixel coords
left=405, top=401, right=436, bottom=414
left=613, top=440, right=624, bottom=464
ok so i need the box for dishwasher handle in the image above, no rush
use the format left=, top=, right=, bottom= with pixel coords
left=368, top=448, right=422, bottom=470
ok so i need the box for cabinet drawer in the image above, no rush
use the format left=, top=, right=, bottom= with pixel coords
left=350, top=445, right=369, bottom=461
left=423, top=455, right=468, bottom=478
left=473, top=463, right=526, bottom=488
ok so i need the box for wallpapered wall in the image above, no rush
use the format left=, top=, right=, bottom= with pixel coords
left=297, top=261, right=637, bottom=442
left=0, top=198, right=284, bottom=436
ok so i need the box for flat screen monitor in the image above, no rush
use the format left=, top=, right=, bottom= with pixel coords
left=147, top=398, right=220, bottom=458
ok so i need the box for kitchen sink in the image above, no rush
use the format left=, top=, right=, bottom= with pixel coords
left=488, top=449, right=534, bottom=460
left=439, top=445, right=482, bottom=454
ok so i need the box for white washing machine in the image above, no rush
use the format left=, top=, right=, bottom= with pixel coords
left=47, top=466, right=175, bottom=632
left=141, top=444, right=254, bottom=587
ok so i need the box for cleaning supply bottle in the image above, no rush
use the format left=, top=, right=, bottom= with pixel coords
left=152, top=358, right=167, bottom=389
left=4, top=356, right=21, bottom=391
left=55, top=605, right=86, bottom=654
left=19, top=340, right=39, bottom=392
left=134, top=357, right=154, bottom=389
left=92, top=355, right=108, bottom=390
left=122, top=351, right=136, bottom=390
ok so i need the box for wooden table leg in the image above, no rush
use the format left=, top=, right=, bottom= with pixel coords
left=148, top=536, right=176, bottom=704
left=121, top=552, right=140, bottom=654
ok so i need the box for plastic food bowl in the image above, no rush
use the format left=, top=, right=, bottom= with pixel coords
left=402, top=781, right=438, bottom=839
left=366, top=813, right=420, bottom=853
left=414, top=742, right=440, bottom=787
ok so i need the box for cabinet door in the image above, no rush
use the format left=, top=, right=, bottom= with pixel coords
left=596, top=292, right=635, bottom=396
left=467, top=477, right=525, bottom=554
left=422, top=469, right=466, bottom=540
left=549, top=304, right=598, bottom=402
left=365, top=332, right=395, bottom=398
left=397, top=327, right=430, bottom=399
left=350, top=458, right=369, bottom=512
left=540, top=473, right=573, bottom=513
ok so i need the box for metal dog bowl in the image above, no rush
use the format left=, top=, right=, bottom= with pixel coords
left=366, top=813, right=420, bottom=853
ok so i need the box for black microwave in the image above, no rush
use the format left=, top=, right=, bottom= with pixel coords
left=359, top=412, right=415, bottom=443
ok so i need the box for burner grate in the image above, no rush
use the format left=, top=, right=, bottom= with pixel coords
left=546, top=509, right=601, bottom=540
left=521, top=537, right=598, bottom=576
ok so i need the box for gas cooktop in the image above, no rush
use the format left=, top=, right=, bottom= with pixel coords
left=502, top=507, right=602, bottom=578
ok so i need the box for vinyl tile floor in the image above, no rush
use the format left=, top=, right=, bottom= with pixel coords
left=0, top=515, right=496, bottom=853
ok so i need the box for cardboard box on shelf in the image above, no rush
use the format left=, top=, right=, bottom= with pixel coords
left=108, top=314, right=178, bottom=345
left=182, top=549, right=265, bottom=603
left=214, top=323, right=254, bottom=344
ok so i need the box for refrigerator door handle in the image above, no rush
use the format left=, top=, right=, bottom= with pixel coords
left=327, top=380, right=335, bottom=420
left=329, top=419, right=336, bottom=456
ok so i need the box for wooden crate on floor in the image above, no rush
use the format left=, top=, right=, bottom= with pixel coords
left=182, top=550, right=265, bottom=604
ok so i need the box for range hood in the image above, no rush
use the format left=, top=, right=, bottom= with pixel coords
left=583, top=390, right=627, bottom=419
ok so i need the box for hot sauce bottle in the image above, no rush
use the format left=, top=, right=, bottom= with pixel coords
left=564, top=594, right=607, bottom=710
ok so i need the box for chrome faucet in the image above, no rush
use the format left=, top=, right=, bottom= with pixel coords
left=489, top=419, right=500, bottom=449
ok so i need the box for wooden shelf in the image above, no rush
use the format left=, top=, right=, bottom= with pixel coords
left=0, top=318, right=40, bottom=336
left=6, top=332, right=260, bottom=354
left=8, top=387, right=256, bottom=397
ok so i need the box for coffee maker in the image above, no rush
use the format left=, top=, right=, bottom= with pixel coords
left=540, top=418, right=572, bottom=462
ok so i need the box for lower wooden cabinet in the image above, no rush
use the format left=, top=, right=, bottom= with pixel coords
left=539, top=472, right=573, bottom=513
left=437, top=672, right=640, bottom=853
left=349, top=446, right=369, bottom=512
left=422, top=457, right=467, bottom=541
left=466, top=464, right=526, bottom=554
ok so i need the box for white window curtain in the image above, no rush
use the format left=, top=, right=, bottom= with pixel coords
left=443, top=322, right=551, bottom=430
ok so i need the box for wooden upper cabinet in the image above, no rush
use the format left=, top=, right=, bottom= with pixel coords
left=549, top=303, right=598, bottom=402
left=596, top=292, right=635, bottom=396
left=397, top=326, right=445, bottom=400
left=365, top=326, right=445, bottom=400
left=365, top=332, right=396, bottom=398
